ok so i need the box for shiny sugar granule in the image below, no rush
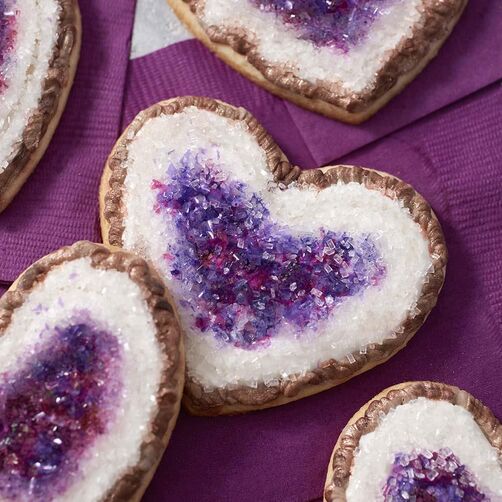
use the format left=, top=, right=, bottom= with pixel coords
left=0, top=316, right=122, bottom=500
left=250, top=0, right=397, bottom=50
left=153, top=149, right=385, bottom=349
left=383, top=448, right=488, bottom=501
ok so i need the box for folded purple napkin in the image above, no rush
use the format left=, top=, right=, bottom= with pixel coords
left=143, top=81, right=502, bottom=502
left=0, top=0, right=136, bottom=283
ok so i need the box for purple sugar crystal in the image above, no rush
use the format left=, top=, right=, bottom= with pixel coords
left=0, top=1, right=17, bottom=92
left=250, top=0, right=397, bottom=51
left=0, top=315, right=122, bottom=500
left=383, top=449, right=489, bottom=501
left=153, top=150, right=386, bottom=349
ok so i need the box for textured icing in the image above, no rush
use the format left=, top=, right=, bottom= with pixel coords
left=201, top=0, right=423, bottom=93
left=0, top=0, right=60, bottom=173
left=0, top=315, right=122, bottom=500
left=250, top=0, right=397, bottom=51
left=384, top=449, right=488, bottom=501
left=346, top=398, right=502, bottom=501
left=122, top=107, right=432, bottom=390
left=0, top=258, right=164, bottom=502
left=153, top=148, right=385, bottom=348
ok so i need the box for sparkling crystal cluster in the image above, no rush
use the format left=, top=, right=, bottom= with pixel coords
left=383, top=448, right=488, bottom=501
left=249, top=0, right=396, bottom=50
left=153, top=149, right=385, bottom=349
left=0, top=0, right=17, bottom=92
left=0, top=316, right=123, bottom=500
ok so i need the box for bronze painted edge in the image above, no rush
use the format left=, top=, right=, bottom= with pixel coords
left=171, top=0, right=468, bottom=121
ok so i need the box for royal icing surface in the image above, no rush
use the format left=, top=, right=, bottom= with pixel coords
left=0, top=0, right=17, bottom=92
left=152, top=149, right=386, bottom=348
left=384, top=448, right=489, bottom=501
left=122, top=107, right=432, bottom=390
left=0, top=258, right=163, bottom=502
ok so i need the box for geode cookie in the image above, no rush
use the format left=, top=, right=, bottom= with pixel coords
left=324, top=382, right=502, bottom=501
left=0, top=241, right=184, bottom=501
left=0, top=0, right=81, bottom=213
left=101, top=96, right=446, bottom=415
left=167, top=0, right=467, bottom=123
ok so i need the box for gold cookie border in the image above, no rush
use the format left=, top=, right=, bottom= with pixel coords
left=100, top=96, right=447, bottom=415
left=0, top=241, right=185, bottom=501
left=324, top=381, right=502, bottom=501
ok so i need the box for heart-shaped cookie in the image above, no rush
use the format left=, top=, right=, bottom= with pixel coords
left=324, top=382, right=502, bottom=501
left=167, top=0, right=467, bottom=123
left=101, top=96, right=446, bottom=415
left=0, top=0, right=81, bottom=213
left=0, top=241, right=184, bottom=501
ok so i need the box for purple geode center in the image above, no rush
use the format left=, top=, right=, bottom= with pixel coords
left=250, top=0, right=396, bottom=51
left=0, top=0, right=17, bottom=92
left=0, top=316, right=122, bottom=500
left=153, top=150, right=385, bottom=349
left=383, top=449, right=488, bottom=501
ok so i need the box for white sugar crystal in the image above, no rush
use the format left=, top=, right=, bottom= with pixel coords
left=200, top=0, right=422, bottom=94
left=0, top=258, right=164, bottom=502
left=0, top=0, right=61, bottom=174
left=123, top=107, right=432, bottom=390
left=346, top=398, right=502, bottom=500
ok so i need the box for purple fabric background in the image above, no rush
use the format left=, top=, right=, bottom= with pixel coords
left=1, top=0, right=502, bottom=500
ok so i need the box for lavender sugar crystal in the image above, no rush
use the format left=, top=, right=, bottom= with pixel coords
left=0, top=316, right=122, bottom=500
left=153, top=149, right=386, bottom=349
left=384, top=449, right=489, bottom=501
left=250, top=0, right=398, bottom=51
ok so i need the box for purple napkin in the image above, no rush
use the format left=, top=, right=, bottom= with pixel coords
left=142, top=81, right=502, bottom=502
left=0, top=0, right=136, bottom=283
